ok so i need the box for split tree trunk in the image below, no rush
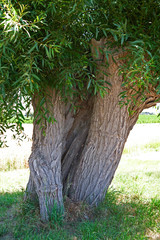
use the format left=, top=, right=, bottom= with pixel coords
left=63, top=39, right=159, bottom=205
left=26, top=38, right=159, bottom=221
left=66, top=42, right=136, bottom=204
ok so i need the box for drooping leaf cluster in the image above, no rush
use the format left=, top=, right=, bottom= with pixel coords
left=0, top=0, right=160, bottom=140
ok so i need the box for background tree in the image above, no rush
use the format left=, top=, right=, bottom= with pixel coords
left=0, top=0, right=160, bottom=221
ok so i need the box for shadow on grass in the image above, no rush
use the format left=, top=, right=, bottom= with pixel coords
left=78, top=189, right=160, bottom=240
left=0, top=190, right=160, bottom=240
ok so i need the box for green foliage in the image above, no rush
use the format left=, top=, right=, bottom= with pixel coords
left=1, top=0, right=160, bottom=138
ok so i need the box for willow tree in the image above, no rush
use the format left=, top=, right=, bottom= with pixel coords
left=1, top=0, right=160, bottom=221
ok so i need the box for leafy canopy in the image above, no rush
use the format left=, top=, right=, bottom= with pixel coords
left=0, top=0, right=160, bottom=142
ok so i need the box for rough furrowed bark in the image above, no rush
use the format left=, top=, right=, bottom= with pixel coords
left=68, top=59, right=132, bottom=204
left=68, top=92, right=134, bottom=205
left=62, top=98, right=93, bottom=194
left=26, top=90, right=64, bottom=222
left=25, top=38, right=160, bottom=220
left=67, top=39, right=160, bottom=205
left=25, top=174, right=37, bottom=201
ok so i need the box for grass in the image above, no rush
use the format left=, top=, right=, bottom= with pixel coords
left=0, top=147, right=160, bottom=239
left=123, top=141, right=160, bottom=154
left=137, top=114, right=160, bottom=124
left=9, top=117, right=33, bottom=124
left=21, top=118, right=33, bottom=124
left=0, top=145, right=30, bottom=171
left=2, top=139, right=160, bottom=171
left=0, top=126, right=32, bottom=171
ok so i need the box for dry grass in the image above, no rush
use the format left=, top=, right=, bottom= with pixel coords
left=64, top=197, right=93, bottom=222
left=0, top=123, right=160, bottom=239
left=146, top=229, right=160, bottom=240
left=0, top=124, right=32, bottom=171
left=0, top=143, right=31, bottom=171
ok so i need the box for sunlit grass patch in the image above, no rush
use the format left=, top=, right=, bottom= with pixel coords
left=137, top=114, right=160, bottom=124
left=0, top=145, right=31, bottom=171
left=0, top=154, right=160, bottom=240
left=123, top=141, right=160, bottom=154
left=113, top=154, right=160, bottom=200
left=0, top=169, right=29, bottom=192
left=76, top=190, right=160, bottom=240
left=0, top=154, right=29, bottom=171
left=0, top=137, right=160, bottom=239
left=0, top=124, right=32, bottom=171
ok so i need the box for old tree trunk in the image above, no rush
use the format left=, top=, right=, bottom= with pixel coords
left=26, top=39, right=160, bottom=222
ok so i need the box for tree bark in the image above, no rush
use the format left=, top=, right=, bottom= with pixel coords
left=65, top=39, right=159, bottom=205
left=26, top=38, right=160, bottom=220
left=67, top=45, right=132, bottom=204
left=26, top=90, right=64, bottom=222
left=62, top=98, right=93, bottom=194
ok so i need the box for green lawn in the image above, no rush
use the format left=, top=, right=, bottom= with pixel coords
left=137, top=114, right=160, bottom=124
left=0, top=148, right=160, bottom=240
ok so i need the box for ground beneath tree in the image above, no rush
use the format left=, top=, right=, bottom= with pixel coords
left=0, top=124, right=160, bottom=239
